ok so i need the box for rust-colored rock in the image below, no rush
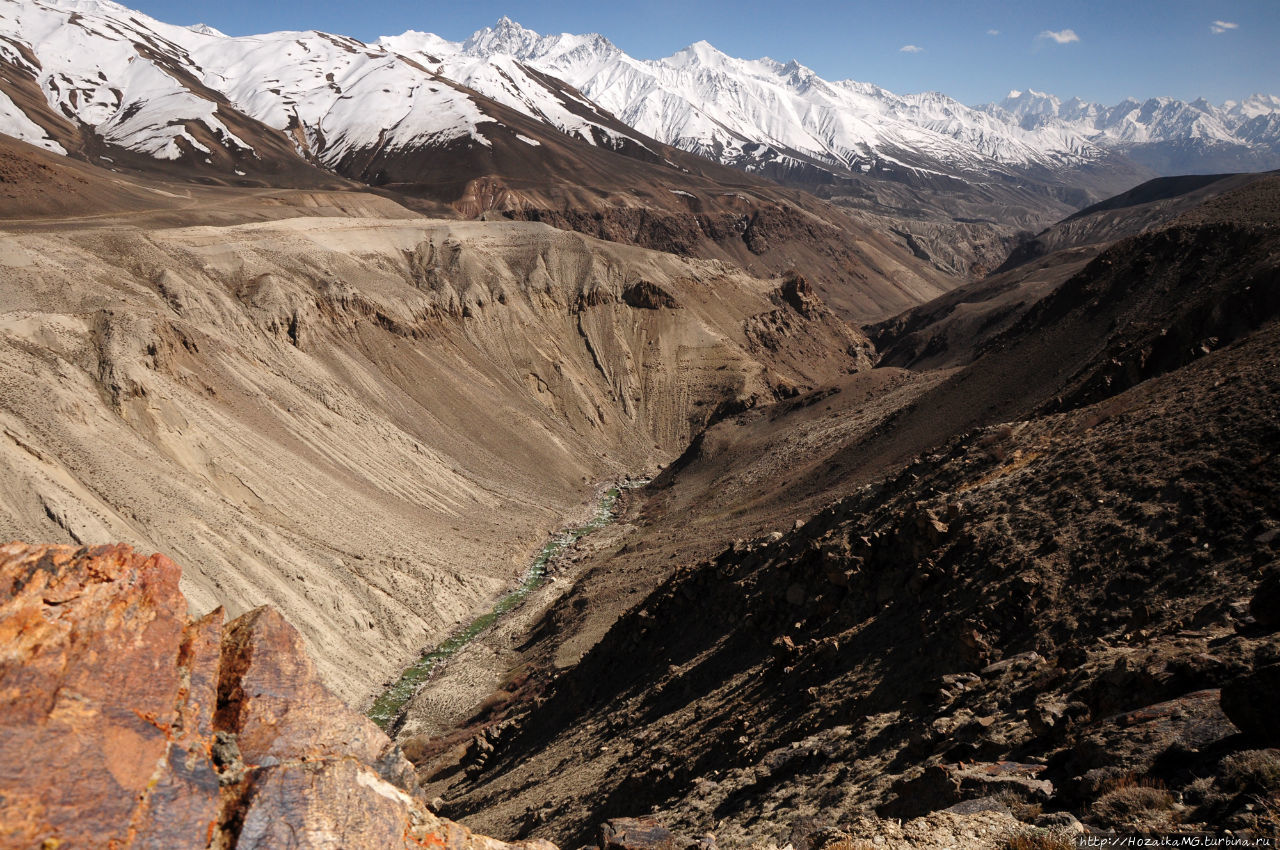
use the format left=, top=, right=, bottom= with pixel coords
left=0, top=542, right=559, bottom=850
left=216, top=605, right=388, bottom=767
left=0, top=542, right=190, bottom=849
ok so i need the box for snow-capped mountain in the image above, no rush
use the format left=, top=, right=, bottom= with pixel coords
left=0, top=0, right=666, bottom=183
left=379, top=26, right=651, bottom=155
left=380, top=17, right=1280, bottom=183
left=1, top=0, right=1277, bottom=197
left=381, top=18, right=1103, bottom=185
left=988, top=88, right=1261, bottom=145
left=983, top=89, right=1280, bottom=173
left=0, top=0, right=512, bottom=170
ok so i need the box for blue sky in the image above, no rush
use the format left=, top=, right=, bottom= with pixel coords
left=127, top=0, right=1279, bottom=105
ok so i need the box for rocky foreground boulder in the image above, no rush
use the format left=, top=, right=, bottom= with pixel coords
left=0, top=541, right=557, bottom=850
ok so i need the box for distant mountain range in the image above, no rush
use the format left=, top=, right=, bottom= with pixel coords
left=983, top=89, right=1280, bottom=174
left=1, top=0, right=1278, bottom=206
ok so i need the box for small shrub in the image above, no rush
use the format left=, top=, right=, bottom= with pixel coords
left=1183, top=775, right=1225, bottom=809
left=977, top=424, right=1016, bottom=462
left=1098, top=772, right=1166, bottom=794
left=819, top=839, right=875, bottom=850
left=1254, top=792, right=1280, bottom=834
left=1221, top=749, right=1280, bottom=794
left=400, top=734, right=433, bottom=765
left=1093, top=782, right=1176, bottom=826
left=994, top=788, right=1044, bottom=821
left=1001, top=830, right=1076, bottom=850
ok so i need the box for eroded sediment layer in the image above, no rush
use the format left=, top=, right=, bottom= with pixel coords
left=0, top=212, right=867, bottom=702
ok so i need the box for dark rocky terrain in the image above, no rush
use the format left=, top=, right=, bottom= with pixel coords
left=397, top=172, right=1280, bottom=848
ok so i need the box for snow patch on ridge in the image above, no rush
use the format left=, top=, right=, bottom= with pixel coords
left=0, top=90, right=65, bottom=153
left=0, top=0, right=495, bottom=165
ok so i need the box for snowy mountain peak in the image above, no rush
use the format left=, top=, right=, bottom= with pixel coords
left=462, top=17, right=542, bottom=57
left=0, top=1, right=1278, bottom=193
left=780, top=58, right=818, bottom=79
left=1227, top=93, right=1280, bottom=119
left=661, top=40, right=732, bottom=69
left=185, top=22, right=226, bottom=37
left=998, top=89, right=1062, bottom=115
left=976, top=85, right=1280, bottom=153
left=33, top=0, right=134, bottom=15
left=380, top=29, right=460, bottom=60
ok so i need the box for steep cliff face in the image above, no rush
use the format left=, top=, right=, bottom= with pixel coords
left=0, top=209, right=868, bottom=704
left=0, top=541, right=558, bottom=850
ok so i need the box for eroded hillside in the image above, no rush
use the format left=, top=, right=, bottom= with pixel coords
left=0, top=192, right=874, bottom=702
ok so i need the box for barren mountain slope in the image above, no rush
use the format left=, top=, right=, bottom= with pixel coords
left=293, top=81, right=954, bottom=325
left=0, top=133, right=456, bottom=225
left=405, top=172, right=1280, bottom=847
left=441, top=317, right=1280, bottom=847
left=0, top=192, right=872, bottom=703
left=991, top=170, right=1277, bottom=274
left=364, top=96, right=953, bottom=325
left=871, top=170, right=1280, bottom=371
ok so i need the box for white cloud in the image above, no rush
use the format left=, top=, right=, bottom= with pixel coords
left=1037, top=28, right=1080, bottom=44
left=987, top=29, right=1000, bottom=36
left=899, top=44, right=924, bottom=53
left=1210, top=20, right=1239, bottom=34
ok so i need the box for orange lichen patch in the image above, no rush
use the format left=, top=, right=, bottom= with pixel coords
left=133, top=708, right=176, bottom=741
left=408, top=830, right=448, bottom=848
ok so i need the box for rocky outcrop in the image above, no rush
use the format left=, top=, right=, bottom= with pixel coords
left=621, top=281, right=679, bottom=310
left=598, top=817, right=686, bottom=850
left=1221, top=664, right=1280, bottom=747
left=0, top=541, right=557, bottom=850
left=500, top=202, right=952, bottom=324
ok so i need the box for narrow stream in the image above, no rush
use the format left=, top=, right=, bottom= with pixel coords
left=368, top=479, right=648, bottom=730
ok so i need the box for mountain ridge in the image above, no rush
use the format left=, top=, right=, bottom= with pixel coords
left=384, top=16, right=1280, bottom=183
left=3, top=0, right=1277, bottom=190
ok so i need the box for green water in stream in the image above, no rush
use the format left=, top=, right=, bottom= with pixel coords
left=368, top=480, right=647, bottom=730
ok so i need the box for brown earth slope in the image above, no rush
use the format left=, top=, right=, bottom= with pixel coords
left=871, top=171, right=1280, bottom=372
left=0, top=204, right=873, bottom=705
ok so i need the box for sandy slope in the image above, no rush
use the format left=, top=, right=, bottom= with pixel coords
left=0, top=209, right=868, bottom=703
